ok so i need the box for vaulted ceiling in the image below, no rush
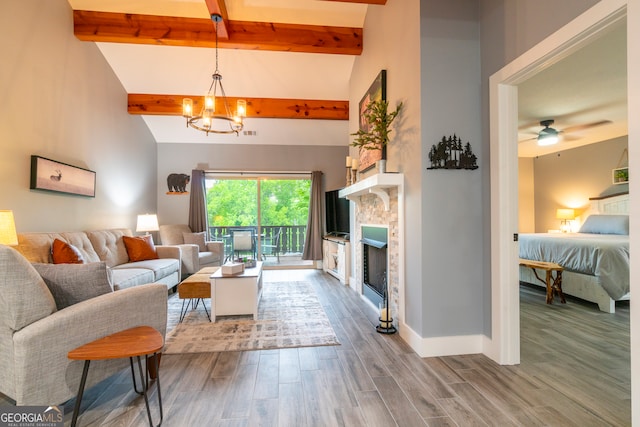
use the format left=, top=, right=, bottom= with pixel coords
left=67, top=0, right=384, bottom=145
left=68, top=1, right=627, bottom=154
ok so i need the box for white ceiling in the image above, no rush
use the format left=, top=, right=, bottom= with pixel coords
left=67, top=0, right=367, bottom=145
left=517, top=21, right=627, bottom=157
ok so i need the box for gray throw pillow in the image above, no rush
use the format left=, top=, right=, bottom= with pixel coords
left=183, top=232, right=206, bottom=252
left=32, top=262, right=114, bottom=310
left=0, top=246, right=57, bottom=331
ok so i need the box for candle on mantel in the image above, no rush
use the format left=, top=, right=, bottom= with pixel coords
left=351, top=158, right=359, bottom=169
left=346, top=156, right=352, bottom=167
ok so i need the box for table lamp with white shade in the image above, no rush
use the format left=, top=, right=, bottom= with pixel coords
left=136, top=214, right=159, bottom=236
left=0, top=210, right=18, bottom=246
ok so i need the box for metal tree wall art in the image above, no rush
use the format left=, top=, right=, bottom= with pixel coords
left=427, top=135, right=478, bottom=170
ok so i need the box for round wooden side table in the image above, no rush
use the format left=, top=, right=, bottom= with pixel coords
left=67, top=326, right=164, bottom=427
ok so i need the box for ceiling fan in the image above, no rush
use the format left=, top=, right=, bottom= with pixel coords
left=522, top=118, right=613, bottom=146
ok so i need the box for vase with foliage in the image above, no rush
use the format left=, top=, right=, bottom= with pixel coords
left=350, top=99, right=403, bottom=164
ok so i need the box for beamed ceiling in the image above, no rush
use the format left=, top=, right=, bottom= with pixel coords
left=70, top=1, right=627, bottom=152
left=67, top=0, right=385, bottom=144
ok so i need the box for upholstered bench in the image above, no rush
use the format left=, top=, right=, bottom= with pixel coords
left=177, top=267, right=219, bottom=322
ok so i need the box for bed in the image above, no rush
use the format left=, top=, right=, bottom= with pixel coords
left=519, top=193, right=630, bottom=313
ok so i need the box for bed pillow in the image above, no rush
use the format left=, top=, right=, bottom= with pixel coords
left=183, top=232, right=206, bottom=252
left=32, top=262, right=114, bottom=310
left=123, top=235, right=159, bottom=262
left=51, top=238, right=84, bottom=264
left=579, top=214, right=629, bottom=235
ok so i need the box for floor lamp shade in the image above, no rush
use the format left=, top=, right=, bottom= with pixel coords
left=0, top=210, right=18, bottom=246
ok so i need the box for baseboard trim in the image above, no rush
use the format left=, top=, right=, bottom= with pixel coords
left=399, top=322, right=484, bottom=357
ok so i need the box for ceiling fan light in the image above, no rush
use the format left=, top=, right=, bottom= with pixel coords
left=537, top=127, right=559, bottom=146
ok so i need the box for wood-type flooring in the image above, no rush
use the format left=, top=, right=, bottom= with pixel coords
left=1, top=269, right=631, bottom=426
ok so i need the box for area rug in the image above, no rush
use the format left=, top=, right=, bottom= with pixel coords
left=163, top=280, right=340, bottom=354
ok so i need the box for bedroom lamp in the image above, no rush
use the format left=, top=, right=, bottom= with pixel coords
left=136, top=214, right=159, bottom=236
left=0, top=210, right=18, bottom=246
left=556, top=208, right=575, bottom=233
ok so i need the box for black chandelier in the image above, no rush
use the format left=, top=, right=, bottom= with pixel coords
left=182, top=14, right=246, bottom=136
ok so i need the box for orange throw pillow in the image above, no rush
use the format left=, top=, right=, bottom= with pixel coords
left=52, top=238, right=84, bottom=264
left=123, top=235, right=159, bottom=262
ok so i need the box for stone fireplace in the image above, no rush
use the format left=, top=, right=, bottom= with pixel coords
left=339, top=173, right=404, bottom=330
left=361, top=225, right=388, bottom=308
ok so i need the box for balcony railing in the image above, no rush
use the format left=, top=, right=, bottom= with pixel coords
left=208, top=225, right=306, bottom=256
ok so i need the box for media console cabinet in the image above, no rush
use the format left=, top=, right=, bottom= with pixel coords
left=322, top=236, right=350, bottom=285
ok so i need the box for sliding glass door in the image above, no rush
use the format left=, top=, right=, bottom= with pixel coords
left=205, top=174, right=311, bottom=267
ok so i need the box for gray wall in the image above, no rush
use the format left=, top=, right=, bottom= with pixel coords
left=532, top=137, right=628, bottom=232
left=157, top=143, right=348, bottom=226
left=0, top=0, right=158, bottom=233
left=420, top=0, right=484, bottom=336
left=478, top=0, right=601, bottom=334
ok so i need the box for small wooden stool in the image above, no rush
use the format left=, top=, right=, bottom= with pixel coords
left=519, top=258, right=566, bottom=304
left=177, top=267, right=219, bottom=322
left=68, top=326, right=163, bottom=427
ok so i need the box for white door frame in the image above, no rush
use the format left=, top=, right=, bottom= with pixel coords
left=487, top=0, right=628, bottom=365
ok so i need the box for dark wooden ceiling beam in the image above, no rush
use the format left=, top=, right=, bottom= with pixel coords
left=128, top=94, right=349, bottom=120
left=73, top=10, right=362, bottom=55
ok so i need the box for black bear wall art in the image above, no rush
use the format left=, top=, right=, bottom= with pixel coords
left=166, top=173, right=191, bottom=194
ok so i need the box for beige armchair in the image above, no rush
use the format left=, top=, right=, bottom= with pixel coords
left=159, top=224, right=223, bottom=275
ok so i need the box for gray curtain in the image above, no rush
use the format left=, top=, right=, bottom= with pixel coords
left=188, top=169, right=208, bottom=234
left=302, top=171, right=323, bottom=260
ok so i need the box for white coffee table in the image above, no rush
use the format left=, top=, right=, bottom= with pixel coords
left=210, top=262, right=263, bottom=322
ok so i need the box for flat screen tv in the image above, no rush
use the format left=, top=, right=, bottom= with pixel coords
left=325, top=189, right=350, bottom=237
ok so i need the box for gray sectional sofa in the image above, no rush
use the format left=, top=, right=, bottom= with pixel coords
left=0, top=245, right=168, bottom=406
left=0, top=228, right=180, bottom=405
left=15, top=228, right=181, bottom=290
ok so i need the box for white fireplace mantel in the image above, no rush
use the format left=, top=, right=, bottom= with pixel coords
left=338, top=173, right=403, bottom=211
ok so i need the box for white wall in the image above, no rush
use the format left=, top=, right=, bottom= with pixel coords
left=0, top=0, right=158, bottom=232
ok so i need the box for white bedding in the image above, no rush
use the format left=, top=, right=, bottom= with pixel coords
left=519, top=232, right=629, bottom=300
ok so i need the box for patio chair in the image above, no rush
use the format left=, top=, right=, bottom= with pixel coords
left=231, top=229, right=255, bottom=260
left=262, top=227, right=282, bottom=262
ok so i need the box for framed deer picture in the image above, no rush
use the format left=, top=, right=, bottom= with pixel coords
left=30, top=155, right=96, bottom=197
